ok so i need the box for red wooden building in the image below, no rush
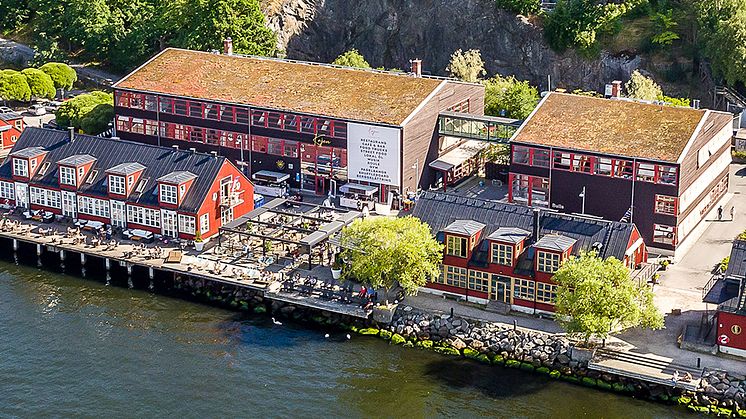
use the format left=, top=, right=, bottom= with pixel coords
left=0, top=111, right=25, bottom=153
left=0, top=127, right=253, bottom=240
left=703, top=239, right=746, bottom=358
left=411, top=192, right=647, bottom=314
left=509, top=92, right=734, bottom=256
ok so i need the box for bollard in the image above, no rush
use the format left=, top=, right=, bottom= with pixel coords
left=450, top=307, right=454, bottom=318
left=36, top=244, right=41, bottom=256
left=513, top=319, right=517, bottom=331
left=149, top=267, right=154, bottom=280
left=105, top=258, right=111, bottom=271
left=697, top=357, right=701, bottom=369
left=12, top=239, right=18, bottom=251
left=80, top=253, right=86, bottom=265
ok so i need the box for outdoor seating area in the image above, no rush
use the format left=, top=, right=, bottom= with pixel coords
left=275, top=271, right=383, bottom=311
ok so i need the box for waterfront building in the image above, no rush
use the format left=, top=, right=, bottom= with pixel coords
left=411, top=192, right=648, bottom=315
left=111, top=44, right=486, bottom=206
left=0, top=111, right=25, bottom=154
left=509, top=92, right=734, bottom=256
left=703, top=239, right=746, bottom=358
left=0, top=127, right=254, bottom=239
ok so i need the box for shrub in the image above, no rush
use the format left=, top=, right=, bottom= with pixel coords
left=582, top=377, right=598, bottom=387
left=733, top=150, right=746, bottom=162
left=357, top=328, right=380, bottom=335
left=390, top=334, right=406, bottom=345
left=505, top=359, right=521, bottom=368
left=496, top=0, right=541, bottom=16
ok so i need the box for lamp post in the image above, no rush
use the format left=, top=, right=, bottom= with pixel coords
left=412, top=158, right=419, bottom=195
left=579, top=186, right=586, bottom=215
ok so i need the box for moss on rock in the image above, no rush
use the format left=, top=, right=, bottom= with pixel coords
left=687, top=405, right=709, bottom=414
left=536, top=367, right=550, bottom=374
left=390, top=334, right=406, bottom=345
left=416, top=340, right=434, bottom=349
left=434, top=346, right=460, bottom=356
left=379, top=330, right=393, bottom=340
left=519, top=363, right=535, bottom=372
left=581, top=377, right=597, bottom=387
left=403, top=341, right=414, bottom=348
left=358, top=328, right=380, bottom=335
left=549, top=370, right=561, bottom=379
left=612, top=383, right=627, bottom=393
left=463, top=348, right=480, bottom=359
left=737, top=408, right=746, bottom=417
left=491, top=354, right=505, bottom=365
left=505, top=359, right=521, bottom=368
left=253, top=305, right=266, bottom=314
left=477, top=354, right=491, bottom=363
left=562, top=375, right=580, bottom=384
left=596, top=380, right=612, bottom=391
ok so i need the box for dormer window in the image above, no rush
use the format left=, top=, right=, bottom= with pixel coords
left=109, top=175, right=126, bottom=195
left=537, top=251, right=561, bottom=273
left=446, top=235, right=468, bottom=258
left=13, top=158, right=28, bottom=177
left=160, top=184, right=178, bottom=205
left=491, top=243, right=514, bottom=265
left=59, top=166, right=77, bottom=186
left=78, top=166, right=85, bottom=180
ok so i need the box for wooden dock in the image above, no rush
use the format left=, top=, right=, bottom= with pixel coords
left=589, top=348, right=702, bottom=391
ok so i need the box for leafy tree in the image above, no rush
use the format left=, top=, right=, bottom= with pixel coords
left=339, top=216, right=443, bottom=296
left=624, top=70, right=662, bottom=101
left=483, top=74, right=539, bottom=119
left=0, top=70, right=32, bottom=103
left=55, top=91, right=114, bottom=135
left=554, top=251, right=663, bottom=342
left=496, top=0, right=541, bottom=16
left=21, top=68, right=56, bottom=100
left=698, top=0, right=746, bottom=86
left=39, top=62, right=78, bottom=95
left=650, top=9, right=680, bottom=46
left=658, top=95, right=690, bottom=107
left=446, top=49, right=486, bottom=82
left=332, top=49, right=371, bottom=68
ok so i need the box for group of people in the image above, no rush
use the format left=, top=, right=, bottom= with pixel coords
left=717, top=205, right=736, bottom=221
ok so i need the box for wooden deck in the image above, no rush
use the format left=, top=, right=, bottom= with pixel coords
left=589, top=348, right=702, bottom=391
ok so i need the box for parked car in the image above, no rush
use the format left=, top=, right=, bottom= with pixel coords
left=27, top=104, right=47, bottom=116
left=44, top=101, right=63, bottom=112
left=0, top=106, right=13, bottom=113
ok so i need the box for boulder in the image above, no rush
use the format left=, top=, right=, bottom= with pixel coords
left=450, top=337, right=467, bottom=350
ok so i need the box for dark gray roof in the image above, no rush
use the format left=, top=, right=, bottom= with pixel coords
left=11, top=146, right=47, bottom=158
left=107, top=162, right=146, bottom=176
left=443, top=219, right=486, bottom=236
left=534, top=234, right=577, bottom=252
left=0, top=112, right=23, bottom=121
left=0, top=127, right=229, bottom=213
left=57, top=154, right=96, bottom=166
left=487, top=227, right=530, bottom=243
left=157, top=170, right=198, bottom=184
left=410, top=192, right=636, bottom=261
left=726, top=240, right=746, bottom=279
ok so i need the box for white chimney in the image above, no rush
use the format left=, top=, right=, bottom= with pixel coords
left=410, top=59, right=422, bottom=77
left=68, top=126, right=75, bottom=143
left=692, top=99, right=700, bottom=109
left=223, top=38, right=233, bottom=55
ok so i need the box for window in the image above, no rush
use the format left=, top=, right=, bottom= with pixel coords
left=283, top=140, right=299, bottom=158
left=179, top=184, right=186, bottom=199
left=77, top=195, right=110, bottom=218
left=536, top=282, right=557, bottom=304
left=38, top=162, right=50, bottom=175
left=178, top=214, right=196, bottom=234
left=510, top=174, right=549, bottom=208
left=537, top=251, right=560, bottom=273
left=491, top=242, right=514, bottom=265
left=252, top=136, right=268, bottom=153
left=126, top=205, right=160, bottom=227
left=636, top=163, right=656, bottom=182
left=200, top=213, right=210, bottom=234
left=468, top=270, right=490, bottom=292
left=109, top=175, right=126, bottom=195
left=653, top=224, right=676, bottom=245
left=160, top=184, right=178, bottom=205
left=446, top=235, right=468, bottom=257
left=571, top=154, right=593, bottom=173
left=513, top=279, right=535, bottom=301
left=530, top=177, right=550, bottom=208
left=532, top=149, right=550, bottom=168
left=267, top=138, right=283, bottom=156
left=659, top=166, right=678, bottom=185
left=613, top=160, right=634, bottom=178
left=29, top=187, right=61, bottom=208
left=655, top=195, right=677, bottom=215
left=445, top=266, right=467, bottom=288
left=0, top=181, right=15, bottom=200
left=127, top=175, right=135, bottom=189
left=13, top=158, right=28, bottom=177
left=59, top=166, right=76, bottom=186
left=86, top=170, right=97, bottom=185
left=553, top=152, right=571, bottom=170
left=594, top=157, right=613, bottom=176
left=513, top=146, right=530, bottom=165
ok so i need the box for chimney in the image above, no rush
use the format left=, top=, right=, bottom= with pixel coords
left=172, top=145, right=179, bottom=151
left=611, top=80, right=622, bottom=98
left=410, top=59, right=422, bottom=77
left=223, top=38, right=233, bottom=56
left=68, top=126, right=75, bottom=143
left=532, top=208, right=541, bottom=242
left=692, top=99, right=701, bottom=109
left=189, top=147, right=196, bottom=154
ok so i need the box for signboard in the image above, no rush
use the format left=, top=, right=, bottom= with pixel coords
left=347, top=123, right=401, bottom=186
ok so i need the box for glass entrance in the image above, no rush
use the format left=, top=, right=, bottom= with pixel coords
left=161, top=210, right=177, bottom=238
left=490, top=275, right=511, bottom=303
left=61, top=191, right=77, bottom=218
left=110, top=201, right=126, bottom=228
left=14, top=183, right=28, bottom=208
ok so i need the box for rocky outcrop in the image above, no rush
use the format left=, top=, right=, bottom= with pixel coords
left=262, top=0, right=641, bottom=90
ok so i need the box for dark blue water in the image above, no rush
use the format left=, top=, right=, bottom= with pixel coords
left=0, top=263, right=693, bottom=418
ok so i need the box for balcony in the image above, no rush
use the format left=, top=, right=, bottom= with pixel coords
left=220, top=191, right=244, bottom=208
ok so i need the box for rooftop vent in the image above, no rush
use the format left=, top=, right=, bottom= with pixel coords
left=172, top=145, right=179, bottom=151
left=189, top=147, right=196, bottom=154
left=410, top=58, right=422, bottom=77
left=223, top=38, right=233, bottom=56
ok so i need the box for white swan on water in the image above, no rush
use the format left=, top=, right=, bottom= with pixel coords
left=271, top=317, right=282, bottom=326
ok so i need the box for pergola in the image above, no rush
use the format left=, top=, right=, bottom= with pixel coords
left=218, top=198, right=362, bottom=269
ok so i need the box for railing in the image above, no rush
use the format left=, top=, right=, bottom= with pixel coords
left=630, top=262, right=659, bottom=287
left=702, top=274, right=722, bottom=300
left=438, top=112, right=522, bottom=143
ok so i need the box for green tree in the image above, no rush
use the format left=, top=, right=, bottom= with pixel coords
left=21, top=68, right=56, bottom=100
left=483, top=74, right=540, bottom=119
left=55, top=91, right=114, bottom=135
left=0, top=70, right=32, bottom=103
left=496, top=0, right=541, bottom=16
left=554, top=252, right=663, bottom=342
left=332, top=49, right=371, bottom=68
left=39, top=62, right=78, bottom=96
left=446, top=49, right=486, bottom=82
left=699, top=0, right=746, bottom=86
left=339, top=217, right=443, bottom=296
left=624, top=70, right=662, bottom=101
left=650, top=9, right=680, bottom=46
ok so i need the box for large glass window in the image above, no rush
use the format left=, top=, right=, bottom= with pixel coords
left=653, top=224, right=676, bottom=245
left=513, top=146, right=530, bottom=165
left=553, top=152, right=571, bottom=170
left=29, top=187, right=61, bottom=208
left=513, top=279, right=535, bottom=301
left=491, top=242, right=514, bottom=265
left=126, top=205, right=160, bottom=227
left=445, top=265, right=467, bottom=288
left=109, top=175, right=126, bottom=195
left=532, top=149, right=550, bottom=167
left=13, top=158, right=28, bottom=177
left=636, top=163, right=656, bottom=182
left=537, top=251, right=560, bottom=273
left=536, top=282, right=557, bottom=304
left=160, top=184, right=178, bottom=205
left=446, top=235, right=468, bottom=258
left=0, top=181, right=15, bottom=200
left=468, top=270, right=490, bottom=292
left=59, top=166, right=76, bottom=186
left=178, top=214, right=196, bottom=234
left=595, top=157, right=613, bottom=176
left=655, top=195, right=677, bottom=215
left=78, top=195, right=110, bottom=218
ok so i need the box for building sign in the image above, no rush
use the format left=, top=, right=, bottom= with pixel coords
left=347, top=123, right=400, bottom=186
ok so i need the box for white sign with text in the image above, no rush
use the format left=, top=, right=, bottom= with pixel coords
left=347, top=123, right=401, bottom=186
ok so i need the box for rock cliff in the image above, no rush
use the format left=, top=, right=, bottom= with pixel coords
left=262, top=0, right=642, bottom=90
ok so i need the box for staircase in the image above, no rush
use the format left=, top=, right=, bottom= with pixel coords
left=589, top=348, right=702, bottom=391
left=485, top=300, right=510, bottom=314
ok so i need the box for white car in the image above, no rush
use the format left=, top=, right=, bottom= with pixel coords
left=0, top=106, right=12, bottom=113
left=27, top=104, right=47, bottom=116
left=44, top=101, right=63, bottom=112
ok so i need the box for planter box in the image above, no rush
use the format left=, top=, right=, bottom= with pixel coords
left=371, top=305, right=397, bottom=324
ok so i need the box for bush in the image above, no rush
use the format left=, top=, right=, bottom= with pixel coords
left=733, top=150, right=746, bottom=162
left=55, top=91, right=114, bottom=135
left=496, top=0, right=541, bottom=16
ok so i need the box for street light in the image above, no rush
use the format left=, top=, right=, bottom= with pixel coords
left=579, top=186, right=586, bottom=214
left=411, top=158, right=419, bottom=195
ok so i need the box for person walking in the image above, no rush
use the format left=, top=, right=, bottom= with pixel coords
left=718, top=205, right=723, bottom=221
left=732, top=205, right=736, bottom=221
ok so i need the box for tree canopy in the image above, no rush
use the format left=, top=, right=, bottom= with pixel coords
left=39, top=62, right=78, bottom=91
left=496, top=0, right=541, bottom=16
left=624, top=70, right=662, bottom=101
left=553, top=252, right=663, bottom=341
left=0, top=70, right=32, bottom=103
left=56, top=91, right=114, bottom=135
left=339, top=216, right=443, bottom=296
left=483, top=74, right=540, bottom=119
left=332, top=49, right=371, bottom=68
left=698, top=0, right=746, bottom=86
left=21, top=68, right=56, bottom=100
left=446, top=49, right=486, bottom=82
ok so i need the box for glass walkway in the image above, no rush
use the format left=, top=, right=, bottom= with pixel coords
left=438, top=111, right=522, bottom=143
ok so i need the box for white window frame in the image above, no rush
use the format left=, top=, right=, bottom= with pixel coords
left=0, top=181, right=15, bottom=200
left=537, top=251, right=560, bottom=273
left=59, top=166, right=77, bottom=186
left=160, top=183, right=178, bottom=205
left=109, top=174, right=126, bottom=195
left=29, top=186, right=61, bottom=208
left=200, top=213, right=210, bottom=234
left=13, top=158, right=28, bottom=177
left=178, top=214, right=196, bottom=234
left=126, top=204, right=161, bottom=228
left=77, top=195, right=110, bottom=218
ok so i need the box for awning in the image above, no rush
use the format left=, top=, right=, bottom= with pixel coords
left=253, top=170, right=290, bottom=183
left=340, top=183, right=378, bottom=195
left=703, top=277, right=741, bottom=305
left=429, top=140, right=486, bottom=171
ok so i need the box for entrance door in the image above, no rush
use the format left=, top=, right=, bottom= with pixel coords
left=161, top=209, right=177, bottom=238
left=14, top=182, right=28, bottom=208
left=490, top=275, right=512, bottom=303
left=315, top=176, right=327, bottom=196
left=110, top=200, right=126, bottom=228
left=61, top=191, right=77, bottom=218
